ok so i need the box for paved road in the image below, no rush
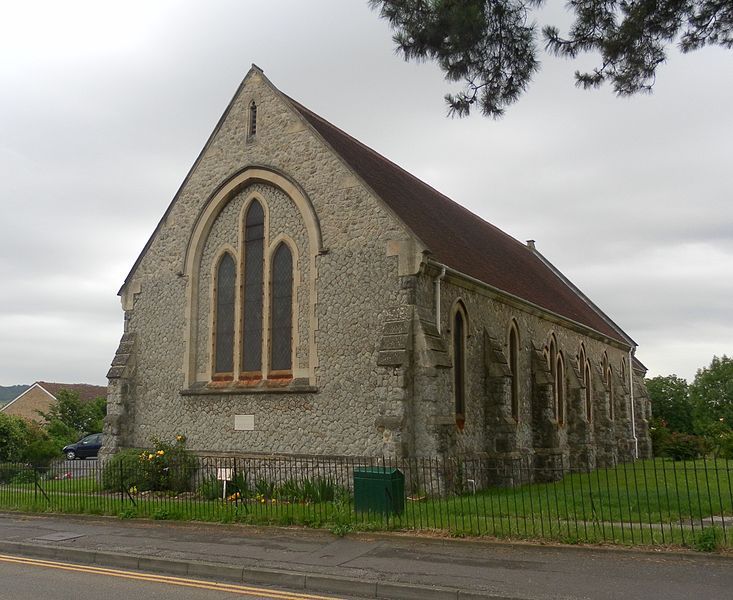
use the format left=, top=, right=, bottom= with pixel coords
left=1, top=513, right=731, bottom=599
left=0, top=555, right=347, bottom=600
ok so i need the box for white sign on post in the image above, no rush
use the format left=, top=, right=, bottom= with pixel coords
left=217, top=467, right=233, bottom=501
left=217, top=468, right=233, bottom=481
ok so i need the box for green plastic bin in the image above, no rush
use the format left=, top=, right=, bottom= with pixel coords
left=353, top=466, right=404, bottom=515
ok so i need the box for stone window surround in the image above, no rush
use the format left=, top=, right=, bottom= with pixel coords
left=602, top=351, right=615, bottom=420
left=507, top=319, right=520, bottom=422
left=450, top=299, right=468, bottom=431
left=182, top=166, right=323, bottom=389
left=248, top=100, right=257, bottom=140
left=555, top=351, right=566, bottom=426
left=578, top=343, right=593, bottom=423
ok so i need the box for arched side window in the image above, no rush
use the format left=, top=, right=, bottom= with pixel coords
left=556, top=353, right=566, bottom=426
left=213, top=252, right=236, bottom=379
left=509, top=322, right=520, bottom=422
left=270, top=243, right=293, bottom=375
left=578, top=345, right=587, bottom=381
left=249, top=101, right=258, bottom=138
left=242, top=200, right=264, bottom=377
left=453, top=305, right=467, bottom=430
left=606, top=365, right=615, bottom=420
left=584, top=361, right=593, bottom=422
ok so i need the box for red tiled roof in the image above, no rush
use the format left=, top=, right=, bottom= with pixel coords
left=36, top=382, right=107, bottom=403
left=287, top=97, right=629, bottom=344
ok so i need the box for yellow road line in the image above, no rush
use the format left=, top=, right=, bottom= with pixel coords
left=0, top=553, right=343, bottom=600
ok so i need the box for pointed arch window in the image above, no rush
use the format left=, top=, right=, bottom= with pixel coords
left=453, top=307, right=467, bottom=429
left=606, top=364, right=615, bottom=421
left=509, top=323, right=520, bottom=422
left=578, top=345, right=592, bottom=422
left=556, top=353, right=566, bottom=426
left=270, top=243, right=293, bottom=375
left=213, top=253, right=236, bottom=378
left=584, top=361, right=593, bottom=422
left=242, top=201, right=264, bottom=377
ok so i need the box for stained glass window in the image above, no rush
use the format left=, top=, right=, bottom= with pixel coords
left=242, top=201, right=264, bottom=374
left=270, top=243, right=293, bottom=373
left=214, top=253, right=236, bottom=375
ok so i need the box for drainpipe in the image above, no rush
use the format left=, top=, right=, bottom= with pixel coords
left=434, top=266, right=446, bottom=333
left=629, top=347, right=638, bottom=459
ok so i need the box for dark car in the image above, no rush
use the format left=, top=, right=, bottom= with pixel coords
left=62, top=433, right=103, bottom=460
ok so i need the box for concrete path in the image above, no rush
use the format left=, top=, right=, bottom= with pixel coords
left=0, top=512, right=730, bottom=600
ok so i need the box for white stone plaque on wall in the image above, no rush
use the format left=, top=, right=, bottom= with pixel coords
left=234, top=414, right=255, bottom=431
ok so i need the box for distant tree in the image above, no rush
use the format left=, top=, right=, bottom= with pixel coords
left=38, top=389, right=107, bottom=442
left=370, top=0, right=733, bottom=117
left=0, top=413, right=58, bottom=465
left=646, top=374, right=694, bottom=433
left=0, top=413, right=31, bottom=462
left=690, top=355, right=733, bottom=432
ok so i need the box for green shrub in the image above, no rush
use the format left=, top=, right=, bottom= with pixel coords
left=649, top=421, right=671, bottom=457
left=0, top=463, right=24, bottom=483
left=302, top=477, right=339, bottom=502
left=10, top=469, right=37, bottom=484
left=254, top=478, right=276, bottom=500
left=664, top=432, right=707, bottom=461
left=198, top=474, right=223, bottom=500
left=230, top=472, right=250, bottom=498
left=25, top=435, right=61, bottom=467
left=0, top=414, right=30, bottom=463
left=102, top=436, right=197, bottom=493
left=101, top=449, right=147, bottom=492
left=715, top=432, right=733, bottom=459
left=693, top=527, right=722, bottom=552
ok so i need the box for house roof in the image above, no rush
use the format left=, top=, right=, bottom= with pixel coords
left=1, top=381, right=106, bottom=414
left=286, top=97, right=632, bottom=345
left=34, top=382, right=107, bottom=402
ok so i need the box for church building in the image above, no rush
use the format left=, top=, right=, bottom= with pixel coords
left=104, top=66, right=652, bottom=479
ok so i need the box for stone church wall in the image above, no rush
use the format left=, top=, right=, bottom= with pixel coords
left=110, top=71, right=411, bottom=457
left=403, top=269, right=647, bottom=480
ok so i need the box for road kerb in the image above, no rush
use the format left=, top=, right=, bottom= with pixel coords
left=244, top=567, right=307, bottom=590
left=306, top=573, right=378, bottom=597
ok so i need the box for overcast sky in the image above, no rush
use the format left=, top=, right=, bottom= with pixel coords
left=1, top=1, right=731, bottom=386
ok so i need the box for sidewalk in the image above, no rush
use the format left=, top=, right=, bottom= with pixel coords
left=0, top=512, right=730, bottom=600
